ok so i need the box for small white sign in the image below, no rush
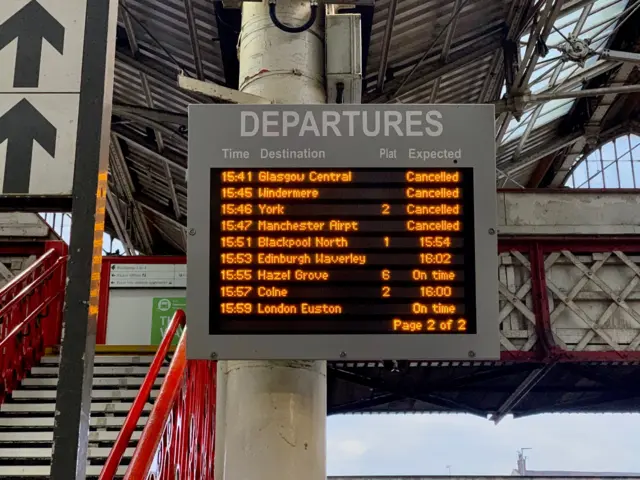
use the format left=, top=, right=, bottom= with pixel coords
left=109, top=264, right=187, bottom=288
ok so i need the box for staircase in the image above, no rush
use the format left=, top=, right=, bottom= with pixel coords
left=0, top=353, right=161, bottom=478
left=0, top=243, right=214, bottom=479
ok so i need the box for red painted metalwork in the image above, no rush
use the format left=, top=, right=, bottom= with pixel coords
left=100, top=309, right=187, bottom=480
left=100, top=309, right=216, bottom=480
left=500, top=236, right=640, bottom=362
left=0, top=243, right=49, bottom=256
left=97, top=256, right=187, bottom=345
left=530, top=242, right=557, bottom=358
left=123, top=337, right=216, bottom=480
left=96, top=236, right=640, bottom=365
left=0, top=243, right=67, bottom=403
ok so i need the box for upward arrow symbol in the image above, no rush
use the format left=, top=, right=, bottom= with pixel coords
left=0, top=1, right=65, bottom=88
left=0, top=99, right=57, bottom=194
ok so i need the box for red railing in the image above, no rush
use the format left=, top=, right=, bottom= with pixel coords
left=0, top=245, right=67, bottom=403
left=100, top=310, right=217, bottom=480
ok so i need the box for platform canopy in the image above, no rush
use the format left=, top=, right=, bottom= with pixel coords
left=107, top=0, right=640, bottom=253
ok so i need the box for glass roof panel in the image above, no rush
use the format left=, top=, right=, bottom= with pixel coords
left=565, top=134, right=640, bottom=188
left=501, top=0, right=630, bottom=146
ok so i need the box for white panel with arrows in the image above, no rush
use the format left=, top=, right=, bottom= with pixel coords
left=0, top=0, right=87, bottom=195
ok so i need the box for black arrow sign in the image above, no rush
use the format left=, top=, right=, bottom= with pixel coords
left=0, top=99, right=57, bottom=194
left=0, top=0, right=65, bottom=88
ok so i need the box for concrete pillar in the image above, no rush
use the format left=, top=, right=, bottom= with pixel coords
left=214, top=360, right=228, bottom=480
left=218, top=2, right=327, bottom=480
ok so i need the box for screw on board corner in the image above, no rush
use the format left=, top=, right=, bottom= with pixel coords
left=339, top=351, right=347, bottom=358
left=468, top=350, right=476, bottom=358
left=488, top=228, right=496, bottom=235
left=210, top=352, right=218, bottom=360
left=189, top=228, right=196, bottom=236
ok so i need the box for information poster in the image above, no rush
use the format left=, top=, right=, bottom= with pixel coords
left=150, top=297, right=186, bottom=346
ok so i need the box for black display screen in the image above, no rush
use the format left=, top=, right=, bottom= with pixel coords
left=209, top=168, right=476, bottom=335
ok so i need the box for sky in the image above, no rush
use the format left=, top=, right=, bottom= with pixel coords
left=327, top=413, right=640, bottom=476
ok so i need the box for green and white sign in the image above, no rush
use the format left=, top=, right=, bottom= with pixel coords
left=150, top=297, right=186, bottom=346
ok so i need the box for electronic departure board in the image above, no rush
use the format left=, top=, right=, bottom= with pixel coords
left=211, top=168, right=475, bottom=335
left=187, top=104, right=499, bottom=361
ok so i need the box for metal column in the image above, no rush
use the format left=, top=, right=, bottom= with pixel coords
left=219, top=1, right=327, bottom=479
left=49, top=0, right=119, bottom=477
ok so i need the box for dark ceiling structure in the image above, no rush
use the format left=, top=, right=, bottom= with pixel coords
left=103, top=0, right=640, bottom=417
left=108, top=0, right=640, bottom=256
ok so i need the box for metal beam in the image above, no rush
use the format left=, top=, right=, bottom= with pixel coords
left=177, top=73, right=271, bottom=104
left=495, top=84, right=640, bottom=114
left=105, top=192, right=135, bottom=255
left=512, top=104, right=544, bottom=160
left=489, top=364, right=555, bottom=424
left=549, top=59, right=638, bottom=186
left=329, top=393, right=401, bottom=414
left=213, top=2, right=241, bottom=88
left=135, top=193, right=187, bottom=228
left=496, top=0, right=563, bottom=146
left=119, top=0, right=185, bottom=247
left=109, top=134, right=154, bottom=253
left=329, top=364, right=538, bottom=417
left=497, top=129, right=585, bottom=178
left=425, top=0, right=464, bottom=102
left=115, top=48, right=210, bottom=104
left=112, top=108, right=188, bottom=143
left=477, top=0, right=529, bottom=103
left=111, top=127, right=187, bottom=171
left=375, top=0, right=398, bottom=92
left=601, top=49, right=640, bottom=64
left=119, top=0, right=139, bottom=54
left=365, top=30, right=504, bottom=103
left=515, top=0, right=564, bottom=90
left=112, top=104, right=188, bottom=126
left=441, top=0, right=463, bottom=63
left=183, top=0, right=206, bottom=80
left=546, top=61, right=622, bottom=95
left=392, top=29, right=504, bottom=102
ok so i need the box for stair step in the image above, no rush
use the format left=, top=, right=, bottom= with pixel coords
left=30, top=366, right=167, bottom=376
left=0, top=446, right=135, bottom=459
left=1, top=402, right=152, bottom=414
left=0, top=465, right=127, bottom=477
left=0, top=354, right=156, bottom=478
left=0, top=416, right=148, bottom=428
left=41, top=355, right=156, bottom=365
left=22, top=377, right=163, bottom=387
left=0, top=430, right=142, bottom=443
left=11, top=389, right=159, bottom=401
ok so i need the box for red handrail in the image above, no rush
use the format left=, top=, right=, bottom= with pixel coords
left=125, top=327, right=189, bottom=478
left=100, top=309, right=216, bottom=479
left=0, top=246, right=67, bottom=402
left=100, top=309, right=186, bottom=479
left=125, top=335, right=216, bottom=479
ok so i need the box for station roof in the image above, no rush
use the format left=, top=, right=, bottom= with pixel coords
left=326, top=359, right=640, bottom=417
left=103, top=0, right=640, bottom=418
left=108, top=0, right=640, bottom=255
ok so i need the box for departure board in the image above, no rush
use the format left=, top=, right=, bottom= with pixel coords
left=187, top=104, right=499, bottom=361
left=211, top=168, right=475, bottom=335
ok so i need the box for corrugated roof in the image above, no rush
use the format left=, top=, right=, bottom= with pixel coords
left=107, top=0, right=640, bottom=253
